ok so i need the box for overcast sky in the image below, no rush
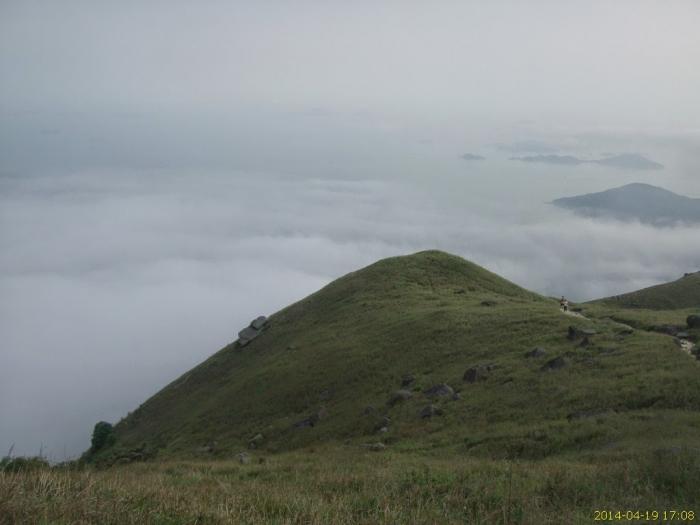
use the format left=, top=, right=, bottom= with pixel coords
left=2, top=1, right=700, bottom=460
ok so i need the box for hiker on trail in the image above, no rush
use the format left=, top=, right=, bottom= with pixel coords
left=560, top=296, right=569, bottom=312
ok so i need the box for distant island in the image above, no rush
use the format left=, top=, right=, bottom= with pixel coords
left=461, top=153, right=485, bottom=161
left=512, top=153, right=663, bottom=170
left=551, top=183, right=700, bottom=225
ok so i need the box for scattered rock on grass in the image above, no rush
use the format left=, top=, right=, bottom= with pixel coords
left=248, top=434, right=264, bottom=449
left=238, top=452, right=251, bottom=464
left=541, top=356, right=568, bottom=371
left=463, top=365, right=493, bottom=383
left=388, top=389, right=413, bottom=406
left=424, top=383, right=454, bottom=398
left=524, top=347, right=547, bottom=358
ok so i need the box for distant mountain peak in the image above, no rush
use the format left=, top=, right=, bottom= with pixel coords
left=552, top=183, right=700, bottom=225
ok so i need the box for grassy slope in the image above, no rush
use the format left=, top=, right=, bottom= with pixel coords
left=594, top=271, right=700, bottom=310
left=102, top=251, right=700, bottom=464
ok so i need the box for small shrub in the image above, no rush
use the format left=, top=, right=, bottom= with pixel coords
left=0, top=456, right=50, bottom=472
left=90, top=421, right=116, bottom=453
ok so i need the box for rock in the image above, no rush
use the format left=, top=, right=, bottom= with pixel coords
left=451, top=392, right=462, bottom=400
left=463, top=365, right=492, bottom=383
left=568, top=326, right=596, bottom=340
left=687, top=315, right=700, bottom=329
left=419, top=404, right=443, bottom=418
left=363, top=405, right=376, bottom=415
left=378, top=426, right=389, bottom=433
left=525, top=347, right=547, bottom=358
left=541, top=356, right=568, bottom=371
left=388, top=389, right=413, bottom=406
left=237, top=316, right=269, bottom=346
left=237, top=452, right=251, bottom=464
left=248, top=433, right=264, bottom=449
left=480, top=300, right=497, bottom=307
left=251, top=316, right=268, bottom=330
left=424, top=383, right=454, bottom=398
left=237, top=326, right=260, bottom=346
left=294, top=417, right=315, bottom=429
left=364, top=442, right=386, bottom=452
left=196, top=444, right=215, bottom=454
left=293, top=407, right=327, bottom=429
left=372, top=416, right=391, bottom=433
left=578, top=336, right=591, bottom=347
left=676, top=332, right=690, bottom=339
left=652, top=324, right=685, bottom=336
left=401, top=374, right=415, bottom=387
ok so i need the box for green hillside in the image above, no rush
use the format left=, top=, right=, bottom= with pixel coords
left=95, top=251, right=700, bottom=466
left=594, top=271, right=700, bottom=310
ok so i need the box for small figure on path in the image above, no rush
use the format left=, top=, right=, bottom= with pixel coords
left=560, top=296, right=569, bottom=312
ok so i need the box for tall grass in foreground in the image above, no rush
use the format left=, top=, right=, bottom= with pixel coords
left=1, top=448, right=698, bottom=524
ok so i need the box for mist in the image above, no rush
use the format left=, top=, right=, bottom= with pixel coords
left=1, top=1, right=699, bottom=459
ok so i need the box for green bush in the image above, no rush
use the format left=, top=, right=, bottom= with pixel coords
left=0, top=456, right=50, bottom=472
left=90, top=421, right=116, bottom=453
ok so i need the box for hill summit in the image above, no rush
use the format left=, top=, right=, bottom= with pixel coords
left=95, top=251, right=700, bottom=464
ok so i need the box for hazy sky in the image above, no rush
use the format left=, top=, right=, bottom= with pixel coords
left=2, top=1, right=700, bottom=459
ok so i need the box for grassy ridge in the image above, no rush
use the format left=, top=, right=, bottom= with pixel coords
left=594, top=271, right=700, bottom=310
left=98, top=251, right=700, bottom=464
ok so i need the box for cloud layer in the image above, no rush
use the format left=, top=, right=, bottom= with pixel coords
left=2, top=167, right=700, bottom=459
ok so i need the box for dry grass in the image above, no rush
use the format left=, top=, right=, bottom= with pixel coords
left=2, top=447, right=698, bottom=524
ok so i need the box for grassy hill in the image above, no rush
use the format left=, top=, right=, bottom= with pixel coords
left=95, top=251, right=700, bottom=465
left=6, top=250, right=700, bottom=524
left=594, top=271, right=700, bottom=310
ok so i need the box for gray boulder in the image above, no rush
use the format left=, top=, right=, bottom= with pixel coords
left=388, top=389, right=413, bottom=406
left=463, top=365, right=493, bottom=383
left=251, top=316, right=268, bottom=330
left=424, top=383, right=454, bottom=398
left=237, top=326, right=260, bottom=345
left=237, top=316, right=269, bottom=346
left=541, top=356, right=568, bottom=371
left=248, top=433, right=264, bottom=449
left=525, top=347, right=547, bottom=358
left=364, top=442, right=386, bottom=452
left=294, top=407, right=327, bottom=429
left=237, top=452, right=251, bottom=464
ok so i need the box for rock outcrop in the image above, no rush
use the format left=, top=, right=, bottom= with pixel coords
left=237, top=316, right=268, bottom=346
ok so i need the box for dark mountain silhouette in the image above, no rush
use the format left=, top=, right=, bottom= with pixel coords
left=551, top=183, right=700, bottom=225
